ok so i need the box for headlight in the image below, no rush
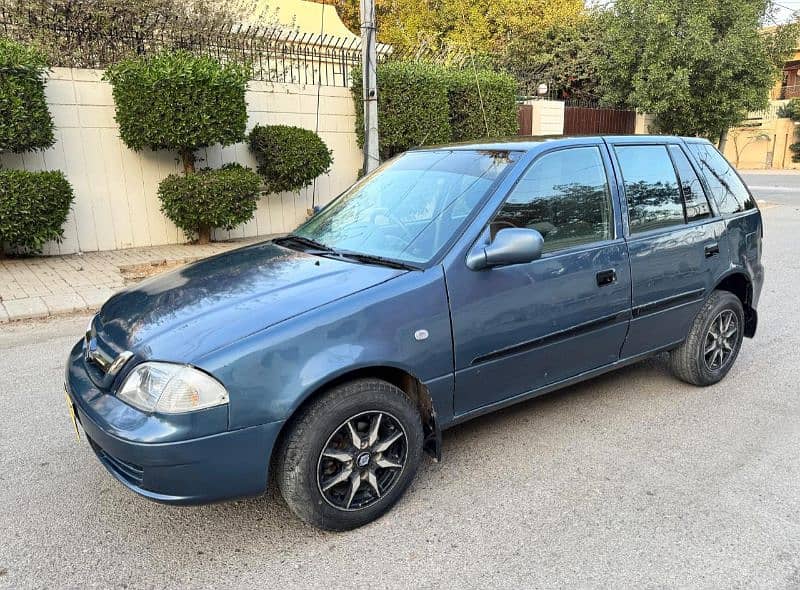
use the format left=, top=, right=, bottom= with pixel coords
left=117, top=362, right=229, bottom=414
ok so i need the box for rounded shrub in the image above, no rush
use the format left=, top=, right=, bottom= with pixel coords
left=352, top=61, right=451, bottom=160
left=0, top=170, right=74, bottom=253
left=0, top=38, right=55, bottom=153
left=247, top=124, right=333, bottom=193
left=104, top=50, right=249, bottom=172
left=447, top=69, right=519, bottom=141
left=158, top=164, right=262, bottom=242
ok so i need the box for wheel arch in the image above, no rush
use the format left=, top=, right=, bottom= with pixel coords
left=714, top=271, right=756, bottom=337
left=272, top=365, right=442, bottom=469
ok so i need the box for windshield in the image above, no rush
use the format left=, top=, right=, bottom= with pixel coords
left=292, top=149, right=518, bottom=265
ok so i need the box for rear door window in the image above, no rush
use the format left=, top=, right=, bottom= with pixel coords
left=668, top=145, right=712, bottom=222
left=685, top=143, right=756, bottom=215
left=615, top=145, right=684, bottom=233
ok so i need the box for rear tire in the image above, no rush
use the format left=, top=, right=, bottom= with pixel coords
left=275, top=378, right=423, bottom=531
left=669, top=290, right=745, bottom=386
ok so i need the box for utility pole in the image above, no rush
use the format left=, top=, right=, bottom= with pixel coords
left=360, top=0, right=379, bottom=173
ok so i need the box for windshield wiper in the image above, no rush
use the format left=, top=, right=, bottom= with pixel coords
left=329, top=251, right=419, bottom=271
left=275, top=234, right=334, bottom=253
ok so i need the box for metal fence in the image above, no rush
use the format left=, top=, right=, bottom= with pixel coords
left=0, top=7, right=392, bottom=87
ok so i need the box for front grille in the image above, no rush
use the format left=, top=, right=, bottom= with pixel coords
left=87, top=437, right=144, bottom=486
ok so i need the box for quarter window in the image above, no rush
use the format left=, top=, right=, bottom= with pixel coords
left=685, top=143, right=756, bottom=215
left=492, top=147, right=613, bottom=253
left=615, top=145, right=684, bottom=233
left=668, top=145, right=712, bottom=222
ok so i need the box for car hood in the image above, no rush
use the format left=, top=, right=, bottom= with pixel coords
left=94, top=241, right=404, bottom=362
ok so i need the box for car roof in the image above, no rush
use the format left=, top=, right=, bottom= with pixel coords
left=410, top=135, right=713, bottom=153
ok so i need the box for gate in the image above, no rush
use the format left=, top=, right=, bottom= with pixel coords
left=564, top=105, right=636, bottom=135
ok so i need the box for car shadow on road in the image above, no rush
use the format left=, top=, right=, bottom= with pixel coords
left=89, top=353, right=680, bottom=546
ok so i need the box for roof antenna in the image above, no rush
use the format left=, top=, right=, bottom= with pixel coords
left=461, top=21, right=489, bottom=137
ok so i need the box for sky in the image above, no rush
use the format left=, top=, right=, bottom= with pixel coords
left=773, top=0, right=800, bottom=23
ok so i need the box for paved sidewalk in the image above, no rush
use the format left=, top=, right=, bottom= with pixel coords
left=0, top=237, right=268, bottom=322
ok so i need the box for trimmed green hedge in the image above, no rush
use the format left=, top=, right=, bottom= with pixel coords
left=352, top=61, right=518, bottom=160
left=353, top=61, right=451, bottom=160
left=104, top=51, right=249, bottom=168
left=447, top=69, right=518, bottom=141
left=248, top=124, right=333, bottom=193
left=0, top=170, right=74, bottom=253
left=0, top=39, right=55, bottom=153
left=158, top=164, right=262, bottom=241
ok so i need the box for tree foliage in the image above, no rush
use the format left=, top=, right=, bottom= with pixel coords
left=1, top=0, right=280, bottom=68
left=498, top=16, right=606, bottom=99
left=597, top=0, right=798, bottom=137
left=104, top=50, right=249, bottom=172
left=0, top=170, right=74, bottom=253
left=316, top=0, right=584, bottom=54
left=0, top=38, right=54, bottom=153
left=248, top=125, right=333, bottom=194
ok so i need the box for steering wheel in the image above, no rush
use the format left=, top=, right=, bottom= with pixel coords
left=369, top=207, right=414, bottom=241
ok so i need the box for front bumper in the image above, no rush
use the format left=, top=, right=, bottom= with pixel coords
left=65, top=341, right=284, bottom=505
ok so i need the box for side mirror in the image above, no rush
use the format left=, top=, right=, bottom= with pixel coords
left=466, top=227, right=544, bottom=270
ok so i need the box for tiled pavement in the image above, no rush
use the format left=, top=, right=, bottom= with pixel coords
left=0, top=237, right=268, bottom=323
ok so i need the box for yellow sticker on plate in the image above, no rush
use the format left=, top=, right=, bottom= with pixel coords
left=64, top=390, right=80, bottom=441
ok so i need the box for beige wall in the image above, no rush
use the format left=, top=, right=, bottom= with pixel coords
left=722, top=117, right=800, bottom=171
left=0, top=68, right=362, bottom=255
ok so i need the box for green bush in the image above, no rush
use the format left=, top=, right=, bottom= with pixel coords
left=248, top=124, right=333, bottom=193
left=353, top=61, right=451, bottom=160
left=0, top=170, right=74, bottom=253
left=0, top=39, right=55, bottom=153
left=447, top=69, right=519, bottom=141
left=352, top=62, right=519, bottom=159
left=158, top=164, right=262, bottom=242
left=104, top=50, right=249, bottom=171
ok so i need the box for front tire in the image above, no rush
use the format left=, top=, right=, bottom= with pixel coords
left=669, top=290, right=745, bottom=386
left=275, top=378, right=423, bottom=531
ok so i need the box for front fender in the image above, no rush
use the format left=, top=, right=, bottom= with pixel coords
left=196, top=267, right=454, bottom=429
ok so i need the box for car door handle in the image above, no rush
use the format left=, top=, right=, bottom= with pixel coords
left=705, top=243, right=720, bottom=258
left=596, top=269, right=616, bottom=287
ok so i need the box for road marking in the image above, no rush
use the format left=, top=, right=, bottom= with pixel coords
left=747, top=186, right=798, bottom=192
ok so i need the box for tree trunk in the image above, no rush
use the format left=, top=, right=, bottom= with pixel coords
left=718, top=128, right=729, bottom=154
left=180, top=149, right=196, bottom=175
left=196, top=225, right=211, bottom=245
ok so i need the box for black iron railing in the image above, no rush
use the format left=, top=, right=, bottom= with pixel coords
left=0, top=7, right=393, bottom=87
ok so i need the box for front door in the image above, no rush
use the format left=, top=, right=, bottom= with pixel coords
left=445, top=144, right=632, bottom=416
left=608, top=142, right=728, bottom=358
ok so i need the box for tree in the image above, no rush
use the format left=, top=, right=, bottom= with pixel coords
left=498, top=15, right=606, bottom=99
left=104, top=51, right=248, bottom=176
left=105, top=51, right=250, bottom=243
left=311, top=0, right=584, bottom=54
left=597, top=0, right=798, bottom=142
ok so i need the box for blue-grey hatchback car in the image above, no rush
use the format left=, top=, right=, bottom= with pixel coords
left=65, top=136, right=763, bottom=530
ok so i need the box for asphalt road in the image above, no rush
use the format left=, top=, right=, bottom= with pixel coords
left=1, top=178, right=800, bottom=589
left=741, top=171, right=800, bottom=207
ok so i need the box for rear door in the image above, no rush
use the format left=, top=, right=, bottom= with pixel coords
left=445, top=142, right=632, bottom=415
left=684, top=141, right=764, bottom=306
left=607, top=139, right=727, bottom=358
